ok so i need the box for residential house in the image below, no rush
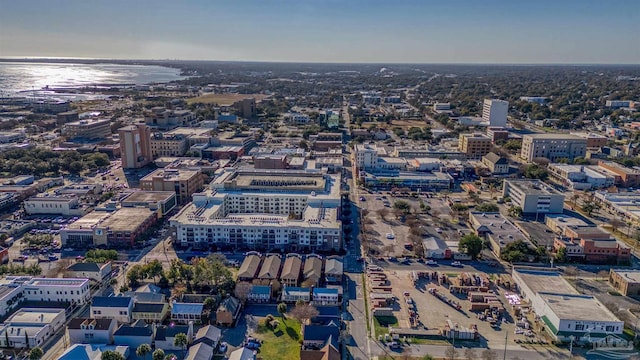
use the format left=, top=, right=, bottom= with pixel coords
left=113, top=320, right=154, bottom=349
left=257, top=254, right=281, bottom=284
left=302, top=323, right=340, bottom=350
left=216, top=296, right=241, bottom=327
left=312, top=288, right=339, bottom=306
left=229, top=347, right=256, bottom=360
left=248, top=285, right=271, bottom=303
left=324, top=256, right=343, bottom=285
left=132, top=302, right=169, bottom=323
left=237, top=252, right=262, bottom=282
left=281, top=287, right=311, bottom=303
left=311, top=306, right=341, bottom=326
left=65, top=262, right=112, bottom=283
left=193, top=324, right=222, bottom=348
left=303, top=255, right=323, bottom=287
left=280, top=254, right=302, bottom=287
left=300, top=338, right=340, bottom=360
left=171, top=302, right=204, bottom=324
left=57, top=344, right=130, bottom=360
left=185, top=342, right=214, bottom=360
left=67, top=318, right=117, bottom=345
left=91, top=296, right=133, bottom=324
left=482, top=152, right=509, bottom=175
left=155, top=324, right=193, bottom=351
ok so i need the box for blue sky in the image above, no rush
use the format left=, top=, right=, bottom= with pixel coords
left=1, top=0, right=638, bottom=63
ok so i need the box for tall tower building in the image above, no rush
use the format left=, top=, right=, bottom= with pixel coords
left=119, top=124, right=152, bottom=169
left=482, top=99, right=509, bottom=127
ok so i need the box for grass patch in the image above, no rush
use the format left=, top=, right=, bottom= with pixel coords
left=624, top=327, right=636, bottom=340
left=254, top=316, right=302, bottom=360
left=410, top=338, right=451, bottom=345
left=608, top=291, right=622, bottom=296
left=185, top=93, right=268, bottom=105
left=374, top=315, right=398, bottom=337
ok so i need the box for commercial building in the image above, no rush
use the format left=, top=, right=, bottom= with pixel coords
left=140, top=168, right=204, bottom=205
left=502, top=179, right=565, bottom=215
left=145, top=107, right=197, bottom=129
left=150, top=133, right=188, bottom=158
left=21, top=277, right=91, bottom=305
left=486, top=127, right=510, bottom=143
left=609, top=269, right=640, bottom=297
left=170, top=169, right=342, bottom=252
left=433, top=102, right=451, bottom=111
left=63, top=118, right=112, bottom=140
left=520, top=134, right=587, bottom=162
left=548, top=164, right=615, bottom=190
left=595, top=192, right=640, bottom=224
left=571, top=132, right=608, bottom=148
left=482, top=99, right=508, bottom=127
left=469, top=212, right=529, bottom=257
left=0, top=282, right=25, bottom=317
left=362, top=171, right=452, bottom=191
left=118, top=124, right=152, bottom=169
left=553, top=236, right=630, bottom=264
left=458, top=133, right=492, bottom=159
left=0, top=308, right=66, bottom=348
left=23, top=195, right=86, bottom=216
left=353, top=144, right=383, bottom=171
left=481, top=152, right=509, bottom=174
left=597, top=161, right=640, bottom=188
left=121, top=191, right=177, bottom=218
left=512, top=269, right=623, bottom=342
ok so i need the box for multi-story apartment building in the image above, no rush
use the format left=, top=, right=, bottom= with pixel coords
left=520, top=133, right=587, bottom=162
left=458, top=133, right=492, bottom=159
left=63, top=118, right=112, bottom=140
left=482, top=99, right=508, bottom=127
left=502, top=179, right=565, bottom=215
left=119, top=124, right=152, bottom=169
left=140, top=168, right=204, bottom=205
left=150, top=133, right=188, bottom=158
left=170, top=169, right=342, bottom=252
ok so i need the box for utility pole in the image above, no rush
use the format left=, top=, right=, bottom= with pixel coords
left=503, top=330, right=508, bottom=360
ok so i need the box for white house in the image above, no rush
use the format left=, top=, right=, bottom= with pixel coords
left=312, top=288, right=339, bottom=306
left=171, top=302, right=204, bottom=324
left=281, top=287, right=310, bottom=303
left=91, top=296, right=134, bottom=324
left=66, top=262, right=112, bottom=283
left=67, top=318, right=117, bottom=345
left=0, top=308, right=66, bottom=348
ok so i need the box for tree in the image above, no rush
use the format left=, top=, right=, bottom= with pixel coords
left=508, top=206, right=523, bottom=219
left=565, top=266, right=579, bottom=280
left=393, top=200, right=411, bottom=214
left=299, top=140, right=309, bottom=151
left=597, top=269, right=610, bottom=281
left=29, top=347, right=44, bottom=360
left=475, top=203, right=499, bottom=213
left=136, top=344, right=152, bottom=360
left=555, top=247, right=567, bottom=263
left=522, top=164, right=548, bottom=180
left=459, top=234, right=484, bottom=259
left=164, top=354, right=178, bottom=360
left=234, top=282, right=253, bottom=303
left=277, top=302, right=288, bottom=319
left=173, top=333, right=188, bottom=359
left=463, top=348, right=476, bottom=360
left=101, top=350, right=126, bottom=360
left=609, top=219, right=626, bottom=233
left=152, top=349, right=165, bottom=360
left=481, top=349, right=497, bottom=360
left=422, top=355, right=435, bottom=360
left=581, top=197, right=600, bottom=217
left=500, top=240, right=533, bottom=263
left=289, top=302, right=319, bottom=324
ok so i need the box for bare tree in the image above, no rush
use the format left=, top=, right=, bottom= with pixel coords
left=564, top=266, right=579, bottom=280
left=377, top=208, right=390, bottom=221
left=597, top=269, right=610, bottom=281
left=234, top=282, right=253, bottom=303
left=288, top=302, right=319, bottom=325
left=610, top=219, right=626, bottom=233
left=463, top=348, right=476, bottom=360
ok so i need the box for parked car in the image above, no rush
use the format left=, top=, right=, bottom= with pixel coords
left=451, top=261, right=463, bottom=267
left=426, top=260, right=437, bottom=265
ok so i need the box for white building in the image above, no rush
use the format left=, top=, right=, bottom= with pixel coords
left=91, top=296, right=134, bottom=324
left=513, top=269, right=623, bottom=342
left=289, top=112, right=311, bottom=124
left=548, top=164, right=615, bottom=190
left=20, top=277, right=91, bottom=305
left=482, top=99, right=508, bottom=127
left=0, top=308, right=66, bottom=348
left=605, top=100, right=632, bottom=108
left=24, top=195, right=85, bottom=216
left=433, top=102, right=451, bottom=111
left=0, top=282, right=25, bottom=317
left=502, top=179, right=565, bottom=215
left=170, top=169, right=342, bottom=252
left=520, top=133, right=587, bottom=162
left=353, top=144, right=383, bottom=171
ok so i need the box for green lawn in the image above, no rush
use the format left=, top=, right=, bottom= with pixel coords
left=374, top=315, right=398, bottom=337
left=254, top=316, right=302, bottom=360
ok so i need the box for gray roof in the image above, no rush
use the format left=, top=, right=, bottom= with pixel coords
left=66, top=262, right=104, bottom=272
left=303, top=256, right=323, bottom=281
left=483, top=152, right=507, bottom=165
left=229, top=347, right=255, bottom=360
left=67, top=318, right=115, bottom=330
left=280, top=254, right=302, bottom=281
left=155, top=325, right=189, bottom=341
left=324, top=257, right=343, bottom=276
left=195, top=325, right=221, bottom=343
left=114, top=320, right=152, bottom=337
left=238, top=254, right=262, bottom=279
left=217, top=296, right=240, bottom=315
left=132, top=302, right=166, bottom=313
left=185, top=342, right=215, bottom=360
left=257, top=254, right=281, bottom=280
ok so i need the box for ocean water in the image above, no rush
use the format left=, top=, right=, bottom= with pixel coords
left=0, top=61, right=185, bottom=100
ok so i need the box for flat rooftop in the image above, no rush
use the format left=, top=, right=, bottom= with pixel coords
left=8, top=308, right=65, bottom=324
left=123, top=191, right=175, bottom=203
left=545, top=214, right=589, bottom=228
left=470, top=212, right=528, bottom=246
left=141, top=168, right=200, bottom=182
left=67, top=211, right=112, bottom=230
left=505, top=179, right=560, bottom=195
left=524, top=133, right=584, bottom=140
left=539, top=293, right=620, bottom=322
left=612, top=269, right=640, bottom=283
left=513, top=269, right=578, bottom=296
left=26, top=278, right=88, bottom=287
left=165, top=127, right=212, bottom=137
left=99, top=208, right=154, bottom=232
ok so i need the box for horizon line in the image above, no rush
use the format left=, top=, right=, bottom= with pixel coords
left=0, top=57, right=639, bottom=67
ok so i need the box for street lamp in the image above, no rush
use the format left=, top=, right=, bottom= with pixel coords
left=569, top=335, right=575, bottom=360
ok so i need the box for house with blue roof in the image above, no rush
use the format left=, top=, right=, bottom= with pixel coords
left=90, top=296, right=133, bottom=324
left=171, top=302, right=204, bottom=324
left=302, top=322, right=340, bottom=349
left=312, top=287, right=339, bottom=306
left=155, top=323, right=193, bottom=351
left=281, top=287, right=311, bottom=303
left=248, top=285, right=271, bottom=303
left=113, top=320, right=154, bottom=349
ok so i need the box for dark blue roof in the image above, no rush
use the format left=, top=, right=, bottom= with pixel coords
left=303, top=324, right=340, bottom=342
left=91, top=296, right=132, bottom=308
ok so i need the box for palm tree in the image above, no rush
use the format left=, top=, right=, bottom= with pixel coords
left=29, top=347, right=44, bottom=360
left=173, top=333, right=188, bottom=359
left=136, top=344, right=151, bottom=360
left=152, top=349, right=165, bottom=360
left=277, top=302, right=287, bottom=320
left=101, top=350, right=126, bottom=360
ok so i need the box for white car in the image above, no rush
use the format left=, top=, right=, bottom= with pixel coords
left=386, top=233, right=395, bottom=239
left=426, top=260, right=437, bottom=265
left=451, top=261, right=463, bottom=267
left=435, top=227, right=443, bottom=233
